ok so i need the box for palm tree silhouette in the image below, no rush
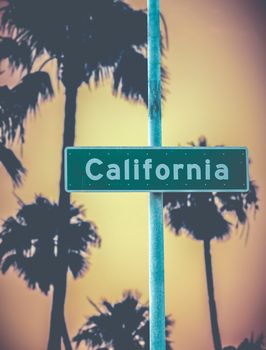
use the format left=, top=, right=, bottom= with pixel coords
left=0, top=2, right=167, bottom=348
left=73, top=291, right=173, bottom=350
left=163, top=137, right=259, bottom=350
left=0, top=195, right=100, bottom=350
left=224, top=334, right=265, bottom=350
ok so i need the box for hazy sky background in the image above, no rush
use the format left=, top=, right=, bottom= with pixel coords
left=0, top=0, right=265, bottom=349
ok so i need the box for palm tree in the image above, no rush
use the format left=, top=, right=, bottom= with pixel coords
left=163, top=137, right=259, bottom=350
left=73, top=291, right=173, bottom=350
left=224, top=334, right=265, bottom=350
left=0, top=195, right=101, bottom=350
left=0, top=2, right=167, bottom=348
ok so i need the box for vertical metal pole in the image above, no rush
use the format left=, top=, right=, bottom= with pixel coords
left=148, top=1, right=166, bottom=350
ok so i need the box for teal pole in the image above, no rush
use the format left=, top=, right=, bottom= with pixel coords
left=148, top=1, right=166, bottom=350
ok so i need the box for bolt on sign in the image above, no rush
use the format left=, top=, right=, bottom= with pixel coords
left=65, top=147, right=249, bottom=193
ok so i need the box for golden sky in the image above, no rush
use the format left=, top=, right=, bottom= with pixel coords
left=0, top=0, right=265, bottom=349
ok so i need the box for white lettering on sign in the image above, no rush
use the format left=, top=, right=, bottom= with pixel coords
left=85, top=158, right=229, bottom=182
left=156, top=164, right=170, bottom=180
left=85, top=158, right=103, bottom=181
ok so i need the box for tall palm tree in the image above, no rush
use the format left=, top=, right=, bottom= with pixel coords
left=0, top=2, right=167, bottom=348
left=73, top=291, right=173, bottom=350
left=163, top=137, right=259, bottom=350
left=0, top=195, right=100, bottom=350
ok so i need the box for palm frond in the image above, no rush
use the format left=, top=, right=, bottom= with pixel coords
left=73, top=323, right=105, bottom=349
left=1, top=4, right=51, bottom=58
left=0, top=142, right=25, bottom=185
left=74, top=291, right=173, bottom=350
left=85, top=65, right=113, bottom=88
left=1, top=253, right=17, bottom=274
left=113, top=47, right=167, bottom=105
left=68, top=251, right=88, bottom=279
left=67, top=221, right=100, bottom=252
left=11, top=253, right=53, bottom=294
left=113, top=48, right=148, bottom=104
left=115, top=2, right=148, bottom=48
left=217, top=181, right=259, bottom=225
left=14, top=71, right=54, bottom=110
left=0, top=217, right=29, bottom=260
left=0, top=36, right=32, bottom=71
left=0, top=72, right=54, bottom=143
left=231, top=334, right=266, bottom=350
left=83, top=0, right=147, bottom=51
left=163, top=192, right=188, bottom=208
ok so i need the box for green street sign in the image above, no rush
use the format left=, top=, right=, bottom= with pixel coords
left=65, top=147, right=249, bottom=192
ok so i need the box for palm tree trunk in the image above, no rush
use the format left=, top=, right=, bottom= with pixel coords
left=62, top=316, right=72, bottom=350
left=47, top=85, right=78, bottom=350
left=47, top=264, right=68, bottom=350
left=59, top=85, right=77, bottom=208
left=203, top=239, right=222, bottom=350
left=47, top=286, right=61, bottom=350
